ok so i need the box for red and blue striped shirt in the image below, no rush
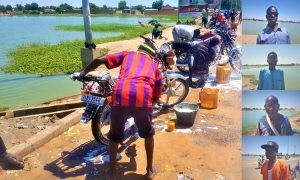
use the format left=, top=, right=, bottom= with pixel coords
left=105, top=51, right=162, bottom=107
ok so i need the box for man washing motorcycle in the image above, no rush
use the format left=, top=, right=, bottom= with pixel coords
left=73, top=47, right=175, bottom=180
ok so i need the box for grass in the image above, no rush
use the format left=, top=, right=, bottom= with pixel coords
left=242, top=75, right=258, bottom=86
left=1, top=23, right=161, bottom=75
left=0, top=105, right=10, bottom=112
left=242, top=124, right=256, bottom=136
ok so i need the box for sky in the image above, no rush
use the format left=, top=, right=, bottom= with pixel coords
left=242, top=0, right=300, bottom=22
left=0, top=0, right=178, bottom=8
left=243, top=45, right=300, bottom=65
left=242, top=91, right=300, bottom=108
left=242, top=136, right=300, bottom=154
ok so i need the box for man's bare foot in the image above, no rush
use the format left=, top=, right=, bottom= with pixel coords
left=0, top=152, right=24, bottom=170
left=146, top=164, right=159, bottom=180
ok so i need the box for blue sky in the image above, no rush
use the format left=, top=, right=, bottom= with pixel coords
left=243, top=45, right=300, bottom=65
left=242, top=91, right=300, bottom=108
left=242, top=136, right=300, bottom=154
left=0, top=0, right=178, bottom=8
left=242, top=0, right=300, bottom=21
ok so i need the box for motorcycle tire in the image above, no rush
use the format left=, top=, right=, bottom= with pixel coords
left=176, top=52, right=190, bottom=73
left=159, top=78, right=189, bottom=108
left=91, top=99, right=111, bottom=146
left=228, top=56, right=242, bottom=74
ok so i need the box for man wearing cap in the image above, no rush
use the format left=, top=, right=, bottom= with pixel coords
left=255, top=95, right=293, bottom=136
left=257, top=51, right=285, bottom=90
left=260, top=141, right=291, bottom=180
left=257, top=6, right=291, bottom=44
left=72, top=46, right=176, bottom=180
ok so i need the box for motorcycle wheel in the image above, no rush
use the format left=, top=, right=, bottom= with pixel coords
left=228, top=57, right=242, bottom=74
left=91, top=99, right=111, bottom=146
left=159, top=78, right=189, bottom=108
left=176, top=52, right=190, bottom=73
left=220, top=44, right=232, bottom=56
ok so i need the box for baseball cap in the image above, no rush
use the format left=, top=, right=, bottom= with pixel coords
left=137, top=44, right=156, bottom=59
left=261, top=141, right=279, bottom=152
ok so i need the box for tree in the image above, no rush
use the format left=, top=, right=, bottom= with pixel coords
left=59, top=3, right=72, bottom=10
left=55, top=6, right=64, bottom=13
left=49, top=6, right=56, bottom=10
left=118, top=0, right=127, bottom=10
left=31, top=2, right=39, bottom=10
left=136, top=5, right=145, bottom=13
left=221, top=0, right=242, bottom=10
left=6, top=5, right=12, bottom=11
left=15, top=3, right=23, bottom=11
left=89, top=3, right=99, bottom=10
left=24, top=3, right=32, bottom=10
left=152, top=0, right=164, bottom=10
left=0, top=5, right=5, bottom=11
left=103, top=5, right=107, bottom=9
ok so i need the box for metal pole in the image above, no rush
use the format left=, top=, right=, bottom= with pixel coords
left=82, top=0, right=94, bottom=49
left=178, top=0, right=179, bottom=22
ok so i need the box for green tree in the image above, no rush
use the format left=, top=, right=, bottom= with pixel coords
left=152, top=0, right=164, bottom=10
left=0, top=5, right=5, bottom=11
left=56, top=6, right=64, bottom=13
left=59, top=3, right=72, bottom=10
left=15, top=3, right=23, bottom=11
left=24, top=3, right=32, bottom=10
left=89, top=3, right=99, bottom=10
left=118, top=0, right=127, bottom=10
left=6, top=5, right=12, bottom=11
left=221, top=0, right=242, bottom=10
left=103, top=5, right=107, bottom=9
left=136, top=5, right=145, bottom=13
left=31, top=2, right=39, bottom=10
left=50, top=6, right=56, bottom=10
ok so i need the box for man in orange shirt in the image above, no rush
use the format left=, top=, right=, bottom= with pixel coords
left=260, top=141, right=291, bottom=180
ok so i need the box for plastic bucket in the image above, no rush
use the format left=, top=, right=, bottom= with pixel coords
left=199, top=88, right=220, bottom=109
left=216, top=65, right=231, bottom=83
left=173, top=103, right=199, bottom=126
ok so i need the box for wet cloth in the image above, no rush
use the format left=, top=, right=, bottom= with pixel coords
left=255, top=114, right=293, bottom=136
left=257, top=68, right=285, bottom=90
left=256, top=25, right=291, bottom=44
left=260, top=160, right=291, bottom=180
left=105, top=51, right=162, bottom=107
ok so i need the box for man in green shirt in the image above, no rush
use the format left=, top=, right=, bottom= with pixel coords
left=202, top=7, right=209, bottom=28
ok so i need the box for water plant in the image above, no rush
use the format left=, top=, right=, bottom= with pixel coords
left=1, top=23, right=161, bottom=75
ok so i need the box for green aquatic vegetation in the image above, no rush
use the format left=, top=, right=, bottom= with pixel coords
left=1, top=24, right=157, bottom=75
left=0, top=105, right=10, bottom=112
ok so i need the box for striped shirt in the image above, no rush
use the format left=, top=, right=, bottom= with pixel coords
left=105, top=51, right=162, bottom=107
left=255, top=114, right=293, bottom=136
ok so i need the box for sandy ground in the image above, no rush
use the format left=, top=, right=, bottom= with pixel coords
left=0, top=24, right=243, bottom=179
left=242, top=157, right=300, bottom=180
left=242, top=76, right=257, bottom=90
left=242, top=35, right=257, bottom=44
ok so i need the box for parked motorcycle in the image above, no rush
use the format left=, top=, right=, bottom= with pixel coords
left=69, top=35, right=189, bottom=145
left=206, top=18, right=217, bottom=29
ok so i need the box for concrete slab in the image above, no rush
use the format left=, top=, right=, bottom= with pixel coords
left=7, top=108, right=84, bottom=158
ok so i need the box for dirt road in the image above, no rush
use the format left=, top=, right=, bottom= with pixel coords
left=0, top=24, right=242, bottom=179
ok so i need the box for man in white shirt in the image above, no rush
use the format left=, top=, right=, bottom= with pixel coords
left=172, top=24, right=200, bottom=41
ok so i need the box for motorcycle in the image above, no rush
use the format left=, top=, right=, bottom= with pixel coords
left=206, top=17, right=217, bottom=29
left=174, top=27, right=241, bottom=74
left=70, top=35, right=189, bottom=146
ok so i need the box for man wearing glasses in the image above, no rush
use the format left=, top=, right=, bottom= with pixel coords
left=256, top=6, right=291, bottom=44
left=255, top=95, right=293, bottom=136
left=257, top=52, right=285, bottom=90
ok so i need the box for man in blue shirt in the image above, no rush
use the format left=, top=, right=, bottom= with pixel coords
left=257, top=51, right=285, bottom=90
left=152, top=24, right=162, bottom=39
left=256, top=6, right=291, bottom=44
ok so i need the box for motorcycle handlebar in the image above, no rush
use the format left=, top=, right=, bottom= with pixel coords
left=140, top=35, right=155, bottom=44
